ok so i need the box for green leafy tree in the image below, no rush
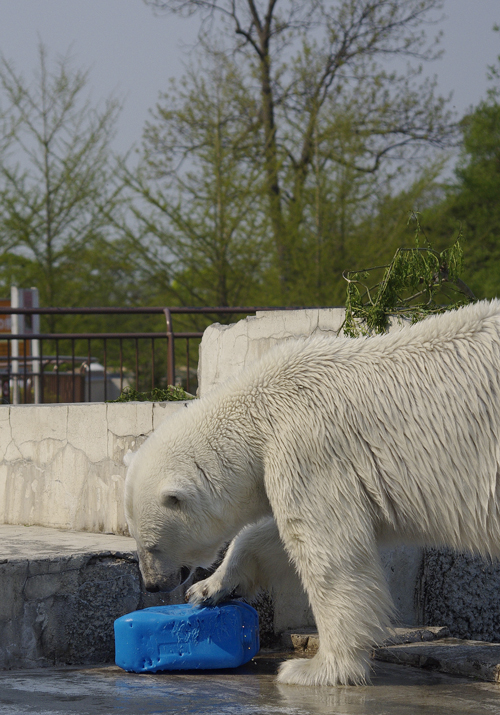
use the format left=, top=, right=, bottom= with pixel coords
left=122, top=54, right=269, bottom=309
left=420, top=43, right=500, bottom=299
left=145, top=0, right=454, bottom=303
left=342, top=213, right=475, bottom=336
left=0, top=44, right=125, bottom=317
left=448, top=102, right=500, bottom=298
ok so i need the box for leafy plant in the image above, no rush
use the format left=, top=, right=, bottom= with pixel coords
left=109, top=385, right=194, bottom=403
left=341, top=213, right=476, bottom=337
left=143, top=1, right=453, bottom=305
left=0, top=45, right=122, bottom=316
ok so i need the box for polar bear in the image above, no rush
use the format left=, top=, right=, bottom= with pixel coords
left=125, top=299, right=500, bottom=686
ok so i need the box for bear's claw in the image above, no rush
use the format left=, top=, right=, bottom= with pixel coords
left=186, top=576, right=231, bottom=606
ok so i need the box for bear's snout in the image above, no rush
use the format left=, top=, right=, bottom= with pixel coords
left=145, top=583, right=160, bottom=593
left=141, top=565, right=192, bottom=593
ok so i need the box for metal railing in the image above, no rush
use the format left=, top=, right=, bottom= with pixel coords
left=0, top=306, right=299, bottom=404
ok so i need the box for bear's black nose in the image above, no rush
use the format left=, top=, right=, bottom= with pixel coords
left=145, top=584, right=160, bottom=593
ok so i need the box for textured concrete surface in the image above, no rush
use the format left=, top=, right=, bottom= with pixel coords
left=0, top=525, right=176, bottom=669
left=2, top=658, right=500, bottom=715
left=418, top=547, right=500, bottom=642
left=0, top=524, right=141, bottom=560
left=197, top=308, right=346, bottom=397
left=383, top=627, right=451, bottom=645
left=375, top=639, right=500, bottom=683
left=380, top=544, right=424, bottom=626
left=283, top=626, right=451, bottom=656
left=0, top=400, right=187, bottom=534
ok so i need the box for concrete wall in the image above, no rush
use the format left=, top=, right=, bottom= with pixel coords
left=0, top=401, right=188, bottom=535
left=0, top=309, right=358, bottom=537
left=198, top=308, right=345, bottom=396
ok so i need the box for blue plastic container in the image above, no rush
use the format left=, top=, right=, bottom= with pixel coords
left=114, top=601, right=260, bottom=673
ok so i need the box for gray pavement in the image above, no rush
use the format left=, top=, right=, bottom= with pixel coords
left=2, top=655, right=500, bottom=715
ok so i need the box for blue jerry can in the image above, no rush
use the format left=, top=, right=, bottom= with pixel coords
left=114, top=601, right=260, bottom=673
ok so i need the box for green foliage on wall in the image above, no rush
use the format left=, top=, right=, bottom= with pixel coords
left=342, top=215, right=476, bottom=337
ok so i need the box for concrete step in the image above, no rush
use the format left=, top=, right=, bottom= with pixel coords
left=374, top=639, right=500, bottom=683
left=282, top=626, right=450, bottom=656
left=0, top=524, right=175, bottom=669
left=284, top=626, right=500, bottom=683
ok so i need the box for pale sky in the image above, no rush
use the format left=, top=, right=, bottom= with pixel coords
left=0, top=0, right=498, bottom=156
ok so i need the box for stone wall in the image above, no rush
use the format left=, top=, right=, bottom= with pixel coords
left=0, top=401, right=188, bottom=535
left=0, top=525, right=175, bottom=669
left=417, top=548, right=500, bottom=642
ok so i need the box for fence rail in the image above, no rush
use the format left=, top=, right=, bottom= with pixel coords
left=0, top=306, right=302, bottom=404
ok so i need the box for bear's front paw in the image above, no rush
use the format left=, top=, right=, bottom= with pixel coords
left=186, top=575, right=232, bottom=606
left=277, top=652, right=369, bottom=687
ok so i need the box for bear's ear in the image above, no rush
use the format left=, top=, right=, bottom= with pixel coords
left=158, top=486, right=188, bottom=509
left=123, top=450, right=136, bottom=468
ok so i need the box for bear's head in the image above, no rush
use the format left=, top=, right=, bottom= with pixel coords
left=123, top=419, right=255, bottom=593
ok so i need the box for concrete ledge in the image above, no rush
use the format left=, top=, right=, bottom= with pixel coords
left=374, top=639, right=500, bottom=683
left=383, top=626, right=451, bottom=645
left=282, top=626, right=451, bottom=656
left=285, top=626, right=500, bottom=683
left=0, top=525, right=181, bottom=669
left=0, top=401, right=189, bottom=534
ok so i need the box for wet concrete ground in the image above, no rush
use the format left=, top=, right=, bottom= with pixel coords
left=2, top=654, right=500, bottom=715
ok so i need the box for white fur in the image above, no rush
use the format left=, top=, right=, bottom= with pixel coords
left=125, top=300, right=500, bottom=686
left=187, top=516, right=299, bottom=604
left=123, top=450, right=135, bottom=468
